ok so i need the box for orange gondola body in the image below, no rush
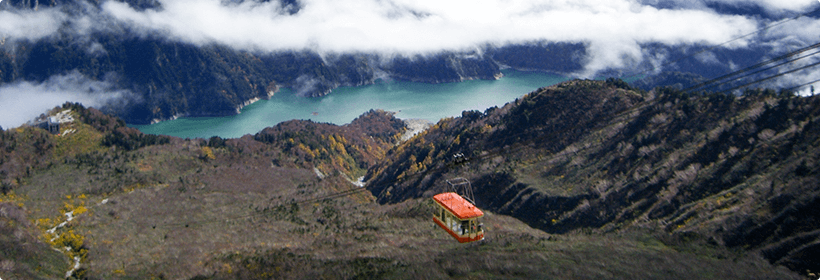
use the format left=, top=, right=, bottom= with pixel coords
left=432, top=192, right=484, bottom=243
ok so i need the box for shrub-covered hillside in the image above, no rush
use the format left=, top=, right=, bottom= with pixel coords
left=366, top=79, right=820, bottom=275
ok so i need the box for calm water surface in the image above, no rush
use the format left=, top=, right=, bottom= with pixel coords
left=134, top=70, right=568, bottom=138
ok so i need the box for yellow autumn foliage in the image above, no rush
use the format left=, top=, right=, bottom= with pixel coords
left=52, top=229, right=84, bottom=250
left=202, top=146, right=216, bottom=160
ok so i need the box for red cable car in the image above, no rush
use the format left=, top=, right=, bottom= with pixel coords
left=432, top=192, right=484, bottom=243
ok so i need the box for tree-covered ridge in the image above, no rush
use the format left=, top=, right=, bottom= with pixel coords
left=253, top=109, right=404, bottom=178
left=365, top=79, right=645, bottom=199
left=366, top=79, right=820, bottom=274
left=0, top=103, right=168, bottom=193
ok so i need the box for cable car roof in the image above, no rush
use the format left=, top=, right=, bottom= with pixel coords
left=433, top=192, right=483, bottom=219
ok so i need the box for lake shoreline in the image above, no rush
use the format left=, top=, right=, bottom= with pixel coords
left=133, top=70, right=569, bottom=139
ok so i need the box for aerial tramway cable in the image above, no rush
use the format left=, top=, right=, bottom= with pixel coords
left=786, top=78, right=820, bottom=94
left=716, top=60, right=820, bottom=94
left=684, top=43, right=820, bottom=93
left=622, top=6, right=820, bottom=81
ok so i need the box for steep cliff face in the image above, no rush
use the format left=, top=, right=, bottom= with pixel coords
left=365, top=79, right=820, bottom=274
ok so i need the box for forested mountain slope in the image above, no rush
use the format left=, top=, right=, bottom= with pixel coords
left=366, top=79, right=820, bottom=274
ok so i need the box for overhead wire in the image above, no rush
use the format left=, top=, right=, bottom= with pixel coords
left=785, top=78, right=820, bottom=94
left=622, top=6, right=820, bottom=81
left=716, top=60, right=820, bottom=94
left=684, top=43, right=820, bottom=93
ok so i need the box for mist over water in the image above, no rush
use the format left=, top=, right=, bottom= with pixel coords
left=134, top=70, right=568, bottom=138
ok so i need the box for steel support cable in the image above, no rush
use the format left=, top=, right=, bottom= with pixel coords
left=717, top=60, right=820, bottom=94
left=687, top=48, right=820, bottom=92
left=684, top=42, right=820, bottom=92
left=786, top=78, right=820, bottom=93
left=622, top=7, right=820, bottom=80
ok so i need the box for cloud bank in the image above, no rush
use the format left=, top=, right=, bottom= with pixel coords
left=97, top=0, right=820, bottom=77
left=0, top=8, right=66, bottom=42
left=2, top=0, right=816, bottom=76
left=1, top=0, right=817, bottom=94
left=0, top=72, right=134, bottom=129
left=101, top=0, right=763, bottom=70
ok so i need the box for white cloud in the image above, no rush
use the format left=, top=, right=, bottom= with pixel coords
left=1, top=0, right=817, bottom=77
left=694, top=51, right=721, bottom=65
left=98, top=0, right=778, bottom=76
left=109, top=0, right=753, bottom=52
left=0, top=8, right=65, bottom=42
left=1, top=0, right=815, bottom=125
left=0, top=72, right=134, bottom=129
left=764, top=16, right=820, bottom=46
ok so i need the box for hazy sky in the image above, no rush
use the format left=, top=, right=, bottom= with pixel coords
left=0, top=0, right=819, bottom=127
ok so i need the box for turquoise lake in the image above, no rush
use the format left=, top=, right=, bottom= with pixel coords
left=134, top=70, right=569, bottom=139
